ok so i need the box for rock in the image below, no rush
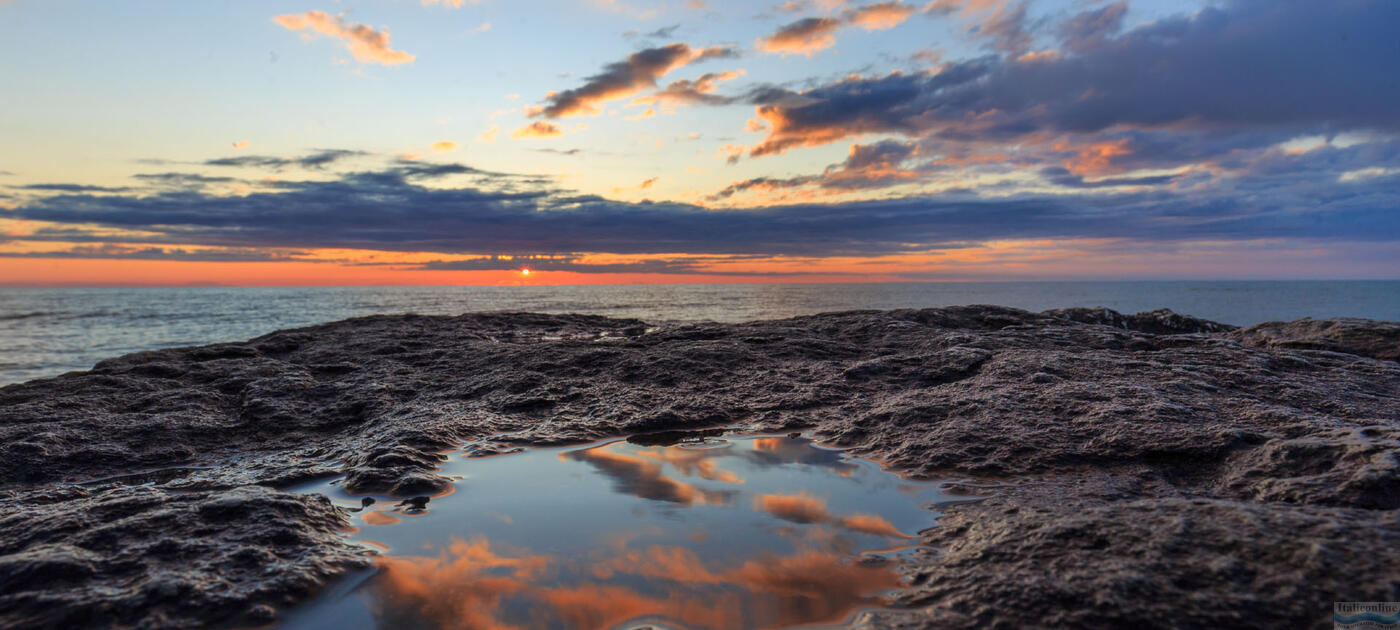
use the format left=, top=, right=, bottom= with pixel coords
left=0, top=307, right=1397, bottom=629
left=901, top=490, right=1400, bottom=629
left=0, top=485, right=368, bottom=629
left=1232, top=317, right=1400, bottom=361
left=1044, top=307, right=1239, bottom=334
left=397, top=496, right=430, bottom=511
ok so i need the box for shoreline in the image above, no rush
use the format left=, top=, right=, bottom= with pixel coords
left=1, top=306, right=1397, bottom=628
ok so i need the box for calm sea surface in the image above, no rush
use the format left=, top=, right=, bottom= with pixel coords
left=1, top=281, right=1396, bottom=386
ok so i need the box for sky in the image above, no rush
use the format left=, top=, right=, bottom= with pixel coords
left=0, top=0, right=1396, bottom=286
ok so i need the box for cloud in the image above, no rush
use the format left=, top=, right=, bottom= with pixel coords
left=970, top=1, right=1037, bottom=55
left=0, top=245, right=310, bottom=262
left=431, top=141, right=458, bottom=153
left=203, top=149, right=368, bottom=170
left=10, top=141, right=1399, bottom=263
left=415, top=255, right=706, bottom=274
left=632, top=70, right=746, bottom=109
left=272, top=11, right=415, bottom=66
left=758, top=2, right=916, bottom=56
left=642, top=24, right=681, bottom=39
left=711, top=139, right=923, bottom=200
left=512, top=121, right=564, bottom=139
left=370, top=537, right=900, bottom=630
left=1038, top=166, right=1179, bottom=189
left=754, top=492, right=828, bottom=523
left=744, top=0, right=1400, bottom=159
left=564, top=445, right=733, bottom=505
left=837, top=513, right=909, bottom=537
left=756, top=17, right=840, bottom=56
left=14, top=183, right=131, bottom=193
left=846, top=2, right=917, bottom=30
left=232, top=140, right=250, bottom=150
left=530, top=43, right=739, bottom=118
left=611, top=176, right=659, bottom=194
left=1056, top=1, right=1126, bottom=53
left=422, top=0, right=476, bottom=7
left=131, top=172, right=241, bottom=190
left=757, top=18, right=843, bottom=56
left=477, top=126, right=499, bottom=144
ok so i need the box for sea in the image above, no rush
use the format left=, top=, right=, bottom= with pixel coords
left=1, top=281, right=1396, bottom=386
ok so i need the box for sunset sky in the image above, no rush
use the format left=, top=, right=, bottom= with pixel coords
left=1, top=0, right=1396, bottom=285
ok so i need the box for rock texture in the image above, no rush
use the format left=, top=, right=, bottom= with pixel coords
left=0, top=306, right=1397, bottom=629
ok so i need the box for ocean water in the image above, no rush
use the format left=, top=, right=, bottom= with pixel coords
left=1, top=281, right=1396, bottom=386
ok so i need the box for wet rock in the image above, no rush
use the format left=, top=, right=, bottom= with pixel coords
left=0, top=485, right=368, bottom=629
left=0, top=306, right=1396, bottom=629
left=626, top=428, right=728, bottom=447
left=397, top=496, right=430, bottom=512
left=390, top=473, right=451, bottom=497
left=900, top=490, right=1400, bottom=629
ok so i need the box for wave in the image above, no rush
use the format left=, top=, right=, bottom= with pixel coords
left=0, top=311, right=59, bottom=321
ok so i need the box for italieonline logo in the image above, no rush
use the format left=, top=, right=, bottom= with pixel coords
left=1336, top=602, right=1400, bottom=629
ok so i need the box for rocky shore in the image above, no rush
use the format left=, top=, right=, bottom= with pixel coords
left=1, top=306, right=1397, bottom=629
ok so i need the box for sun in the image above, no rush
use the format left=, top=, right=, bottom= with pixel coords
left=520, top=268, right=531, bottom=276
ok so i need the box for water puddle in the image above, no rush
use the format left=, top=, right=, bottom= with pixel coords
left=281, top=432, right=947, bottom=630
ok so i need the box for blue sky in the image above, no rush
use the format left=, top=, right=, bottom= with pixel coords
left=0, top=0, right=1396, bottom=285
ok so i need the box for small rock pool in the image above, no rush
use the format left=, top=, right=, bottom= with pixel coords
left=281, top=431, right=948, bottom=630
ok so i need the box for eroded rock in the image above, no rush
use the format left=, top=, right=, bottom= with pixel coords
left=1233, top=317, right=1400, bottom=361
left=0, top=485, right=367, bottom=629
left=0, top=307, right=1396, bottom=629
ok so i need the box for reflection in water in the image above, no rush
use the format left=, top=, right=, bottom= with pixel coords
left=755, top=491, right=829, bottom=524
left=561, top=445, right=737, bottom=506
left=370, top=537, right=900, bottom=630
left=282, top=433, right=944, bottom=630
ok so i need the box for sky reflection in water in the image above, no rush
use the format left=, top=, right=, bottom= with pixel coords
left=282, top=433, right=944, bottom=630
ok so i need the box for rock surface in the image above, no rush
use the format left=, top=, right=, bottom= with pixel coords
left=0, top=306, right=1397, bottom=629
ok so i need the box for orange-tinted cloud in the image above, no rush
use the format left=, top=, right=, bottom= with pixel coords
left=755, top=492, right=830, bottom=524
left=431, top=141, right=457, bottom=153
left=714, top=139, right=923, bottom=201
left=375, top=540, right=902, bottom=629
left=847, top=2, right=917, bottom=30
left=757, top=17, right=842, bottom=56
left=610, top=176, right=658, bottom=194
left=1060, top=138, right=1131, bottom=175
left=563, top=445, right=733, bottom=506
left=759, top=3, right=915, bottom=56
left=232, top=140, right=250, bottom=150
left=633, top=445, right=744, bottom=484
left=632, top=70, right=745, bottom=110
left=372, top=537, right=548, bottom=629
left=421, top=0, right=475, bottom=7
left=361, top=510, right=403, bottom=526
left=477, top=125, right=499, bottom=143
left=511, top=121, right=563, bottom=139
left=747, top=99, right=866, bottom=158
left=273, top=11, right=415, bottom=66
left=837, top=513, right=910, bottom=538
left=532, top=43, right=738, bottom=118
